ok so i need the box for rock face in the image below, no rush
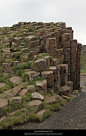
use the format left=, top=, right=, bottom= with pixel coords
left=9, top=97, right=22, bottom=104
left=10, top=76, right=22, bottom=84
left=31, top=92, right=44, bottom=100
left=0, top=99, right=8, bottom=111
left=28, top=100, right=43, bottom=111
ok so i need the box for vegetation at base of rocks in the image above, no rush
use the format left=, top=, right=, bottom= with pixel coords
left=12, top=61, right=32, bottom=72
left=47, top=89, right=54, bottom=96
left=22, top=72, right=29, bottom=82
left=43, top=109, right=51, bottom=120
left=0, top=112, right=43, bottom=129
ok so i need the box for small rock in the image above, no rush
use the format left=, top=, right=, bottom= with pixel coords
left=28, top=100, right=43, bottom=111
left=31, top=92, right=44, bottom=100
left=9, top=97, right=22, bottom=104
left=37, top=109, right=46, bottom=117
left=10, top=76, right=22, bottom=84
left=36, top=80, right=47, bottom=95
left=62, top=95, right=70, bottom=99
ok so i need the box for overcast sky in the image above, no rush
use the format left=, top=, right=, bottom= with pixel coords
left=0, top=0, right=86, bottom=45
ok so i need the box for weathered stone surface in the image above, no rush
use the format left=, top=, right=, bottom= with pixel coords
left=3, top=63, right=12, bottom=73
left=45, top=95, right=61, bottom=104
left=37, top=109, right=46, bottom=117
left=27, top=85, right=36, bottom=92
left=34, top=59, right=46, bottom=71
left=20, top=48, right=29, bottom=52
left=26, top=71, right=40, bottom=80
left=41, top=71, right=53, bottom=79
left=22, top=53, right=30, bottom=59
left=10, top=76, right=22, bottom=84
left=30, top=40, right=39, bottom=48
left=12, top=83, right=25, bottom=96
left=0, top=83, right=6, bottom=88
left=0, top=99, right=8, bottom=111
left=60, top=86, right=71, bottom=97
left=18, top=89, right=28, bottom=96
left=31, top=92, right=44, bottom=100
left=28, top=100, right=43, bottom=111
left=62, top=95, right=70, bottom=99
left=43, top=56, right=50, bottom=66
left=1, top=93, right=12, bottom=99
left=36, top=80, right=47, bottom=95
left=9, top=97, right=22, bottom=104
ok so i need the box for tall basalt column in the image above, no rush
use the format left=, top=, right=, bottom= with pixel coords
left=70, top=39, right=77, bottom=90
left=75, top=43, right=82, bottom=89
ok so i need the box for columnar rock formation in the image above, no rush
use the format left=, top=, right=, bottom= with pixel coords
left=0, top=22, right=82, bottom=128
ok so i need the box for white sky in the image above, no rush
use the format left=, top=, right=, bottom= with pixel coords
left=0, top=0, right=86, bottom=45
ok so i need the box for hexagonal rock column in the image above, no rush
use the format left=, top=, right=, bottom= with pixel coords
left=0, top=99, right=8, bottom=112
left=43, top=56, right=50, bottom=66
left=30, top=40, right=39, bottom=48
left=41, top=71, right=54, bottom=88
left=34, top=59, right=46, bottom=72
left=46, top=38, right=57, bottom=57
left=10, top=76, right=22, bottom=84
left=28, top=100, right=43, bottom=111
left=59, top=64, right=68, bottom=86
left=59, top=86, right=71, bottom=97
left=31, top=92, right=44, bottom=101
left=3, top=63, right=12, bottom=73
left=26, top=71, right=40, bottom=80
left=26, top=35, right=36, bottom=44
left=36, top=80, right=47, bottom=95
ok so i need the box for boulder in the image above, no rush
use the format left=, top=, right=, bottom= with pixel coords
left=28, top=100, right=43, bottom=111
left=0, top=99, right=8, bottom=112
left=10, top=76, right=22, bottom=84
left=9, top=97, right=22, bottom=104
left=31, top=92, right=44, bottom=100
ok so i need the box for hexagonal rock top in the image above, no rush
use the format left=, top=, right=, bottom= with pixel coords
left=41, top=71, right=53, bottom=79
left=31, top=92, right=44, bottom=100
left=45, top=95, right=61, bottom=104
left=27, top=85, right=36, bottom=92
left=18, top=89, right=28, bottom=96
left=9, top=97, right=22, bottom=104
left=37, top=109, right=46, bottom=117
left=0, top=83, right=6, bottom=88
left=0, top=99, right=8, bottom=111
left=10, top=76, right=22, bottom=84
left=28, top=100, right=43, bottom=111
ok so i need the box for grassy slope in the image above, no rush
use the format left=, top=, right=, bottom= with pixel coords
left=81, top=49, right=86, bottom=73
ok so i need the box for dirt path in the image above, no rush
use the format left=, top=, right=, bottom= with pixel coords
left=13, top=74, right=86, bottom=130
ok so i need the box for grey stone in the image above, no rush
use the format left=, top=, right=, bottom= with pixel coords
left=10, top=76, right=22, bottom=84
left=9, top=97, right=22, bottom=104
left=0, top=99, right=8, bottom=111
left=31, top=92, right=44, bottom=100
